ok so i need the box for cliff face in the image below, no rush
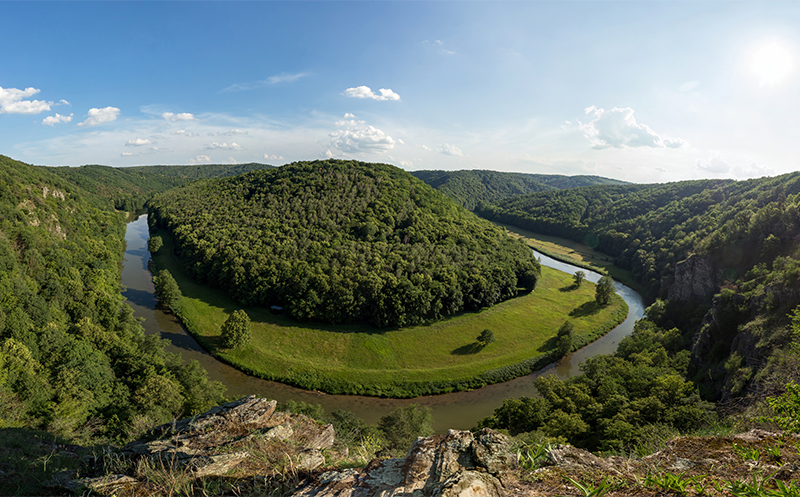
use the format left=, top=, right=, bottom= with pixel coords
left=666, top=254, right=721, bottom=302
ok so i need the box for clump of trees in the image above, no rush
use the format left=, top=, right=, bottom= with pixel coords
left=153, top=269, right=182, bottom=314
left=478, top=318, right=713, bottom=451
left=556, top=321, right=575, bottom=356
left=221, top=310, right=251, bottom=348
left=594, top=276, right=615, bottom=305
left=477, top=328, right=495, bottom=347
left=148, top=235, right=163, bottom=253
left=149, top=160, right=541, bottom=327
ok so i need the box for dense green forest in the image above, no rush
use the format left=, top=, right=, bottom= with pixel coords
left=411, top=169, right=627, bottom=210
left=476, top=173, right=800, bottom=449
left=0, top=155, right=224, bottom=441
left=149, top=160, right=542, bottom=327
left=47, top=162, right=274, bottom=212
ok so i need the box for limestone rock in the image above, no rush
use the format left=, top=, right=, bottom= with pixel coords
left=119, top=396, right=334, bottom=479
left=667, top=254, right=720, bottom=302
left=293, top=428, right=512, bottom=497
left=546, top=445, right=613, bottom=472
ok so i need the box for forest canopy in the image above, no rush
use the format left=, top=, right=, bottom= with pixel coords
left=149, top=160, right=541, bottom=327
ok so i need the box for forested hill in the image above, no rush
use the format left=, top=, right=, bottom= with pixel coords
left=477, top=173, right=800, bottom=401
left=47, top=162, right=274, bottom=211
left=148, top=160, right=541, bottom=327
left=0, top=155, right=224, bottom=439
left=411, top=169, right=628, bottom=210
left=475, top=176, right=800, bottom=298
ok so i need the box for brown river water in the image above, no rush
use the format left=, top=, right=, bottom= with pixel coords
left=121, top=215, right=645, bottom=433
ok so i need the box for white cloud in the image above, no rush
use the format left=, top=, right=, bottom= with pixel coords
left=344, top=113, right=356, bottom=118
left=171, top=130, right=198, bottom=137
left=206, top=142, right=243, bottom=150
left=189, top=155, right=211, bottom=163
left=323, top=149, right=335, bottom=158
left=0, top=86, right=53, bottom=114
left=578, top=106, right=687, bottom=150
left=437, top=143, right=464, bottom=156
left=679, top=81, right=700, bottom=92
left=125, top=138, right=153, bottom=147
left=421, top=145, right=432, bottom=151
left=78, top=106, right=120, bottom=127
left=264, top=154, right=283, bottom=161
left=399, top=160, right=413, bottom=168
left=221, top=72, right=310, bottom=93
left=162, top=112, right=195, bottom=122
left=342, top=86, right=401, bottom=101
left=330, top=118, right=396, bottom=153
left=695, top=151, right=775, bottom=178
left=121, top=152, right=133, bottom=157
left=208, top=129, right=248, bottom=136
left=42, top=113, right=73, bottom=126
left=423, top=39, right=456, bottom=55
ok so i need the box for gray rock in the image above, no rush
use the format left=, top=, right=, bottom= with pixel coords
left=667, top=254, right=720, bottom=302
left=546, top=444, right=613, bottom=473
left=293, top=428, right=511, bottom=497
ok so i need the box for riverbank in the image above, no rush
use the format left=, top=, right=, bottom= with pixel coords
left=149, top=224, right=628, bottom=398
left=498, top=222, right=647, bottom=296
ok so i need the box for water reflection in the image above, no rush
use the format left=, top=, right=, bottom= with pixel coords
left=122, top=215, right=645, bottom=432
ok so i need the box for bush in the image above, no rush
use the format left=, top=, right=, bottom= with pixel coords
left=378, top=404, right=433, bottom=452
left=221, top=310, right=251, bottom=349
left=148, top=235, right=163, bottom=253
left=153, top=269, right=181, bottom=314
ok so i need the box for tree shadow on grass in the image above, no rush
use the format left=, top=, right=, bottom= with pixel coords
left=569, top=300, right=602, bottom=317
left=559, top=283, right=580, bottom=292
left=451, top=342, right=483, bottom=355
left=537, top=335, right=559, bottom=353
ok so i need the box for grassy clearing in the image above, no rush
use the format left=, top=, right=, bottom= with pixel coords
left=151, top=228, right=627, bottom=398
left=497, top=222, right=645, bottom=295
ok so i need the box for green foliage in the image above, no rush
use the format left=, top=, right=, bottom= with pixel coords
left=478, top=318, right=716, bottom=451
left=573, top=270, right=586, bottom=287
left=477, top=328, right=495, bottom=346
left=0, top=155, right=226, bottom=441
left=412, top=169, right=627, bottom=211
left=377, top=404, right=433, bottom=452
left=557, top=321, right=575, bottom=356
left=765, top=382, right=800, bottom=433
left=149, top=160, right=541, bottom=327
left=220, top=309, right=251, bottom=349
left=47, top=162, right=275, bottom=211
left=148, top=235, right=163, bottom=253
left=153, top=269, right=182, bottom=313
left=594, top=275, right=615, bottom=306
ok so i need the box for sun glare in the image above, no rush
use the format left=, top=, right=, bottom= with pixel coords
left=749, top=40, right=794, bottom=87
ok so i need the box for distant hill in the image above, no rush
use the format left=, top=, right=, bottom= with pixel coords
left=411, top=169, right=628, bottom=210
left=149, top=160, right=541, bottom=327
left=47, top=163, right=275, bottom=211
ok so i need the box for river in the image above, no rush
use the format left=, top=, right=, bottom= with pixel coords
left=122, top=215, right=645, bottom=432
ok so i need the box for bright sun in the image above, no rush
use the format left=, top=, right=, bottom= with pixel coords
left=749, top=40, right=794, bottom=87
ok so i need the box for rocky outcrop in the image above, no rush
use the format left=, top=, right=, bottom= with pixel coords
left=293, top=428, right=514, bottom=497
left=667, top=254, right=720, bottom=302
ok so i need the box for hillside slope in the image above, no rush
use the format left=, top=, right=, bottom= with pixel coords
left=47, top=162, right=275, bottom=211
left=477, top=173, right=800, bottom=402
left=412, top=169, right=628, bottom=210
left=0, top=155, right=223, bottom=444
left=149, top=160, right=541, bottom=327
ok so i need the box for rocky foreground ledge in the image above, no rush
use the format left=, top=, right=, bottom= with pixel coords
left=50, top=396, right=800, bottom=497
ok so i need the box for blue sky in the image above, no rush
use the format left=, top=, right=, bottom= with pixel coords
left=2, top=1, right=799, bottom=183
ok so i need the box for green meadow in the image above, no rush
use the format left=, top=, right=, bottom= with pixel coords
left=151, top=228, right=628, bottom=397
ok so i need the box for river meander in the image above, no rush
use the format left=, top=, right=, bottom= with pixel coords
left=122, top=214, right=645, bottom=432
